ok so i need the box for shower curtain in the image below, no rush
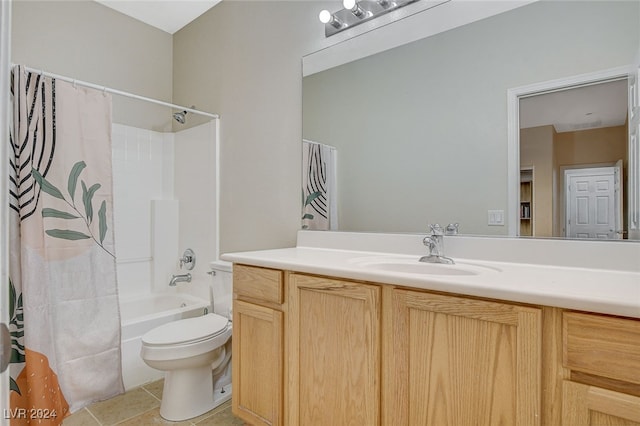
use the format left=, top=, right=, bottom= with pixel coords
left=302, top=139, right=337, bottom=230
left=8, top=66, right=123, bottom=423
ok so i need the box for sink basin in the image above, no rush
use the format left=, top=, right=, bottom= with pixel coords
left=349, top=256, right=500, bottom=276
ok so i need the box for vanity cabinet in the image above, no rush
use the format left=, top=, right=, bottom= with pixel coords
left=232, top=265, right=284, bottom=426
left=231, top=265, right=640, bottom=426
left=287, top=273, right=381, bottom=425
left=562, top=382, right=640, bottom=425
left=384, top=288, right=542, bottom=425
left=561, top=312, right=640, bottom=425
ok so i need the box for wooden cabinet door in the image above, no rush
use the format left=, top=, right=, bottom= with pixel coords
left=232, top=299, right=283, bottom=426
left=288, top=274, right=381, bottom=426
left=563, top=381, right=640, bottom=425
left=385, top=289, right=541, bottom=426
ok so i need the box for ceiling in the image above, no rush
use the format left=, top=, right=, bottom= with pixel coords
left=519, top=79, right=628, bottom=133
left=95, top=0, right=222, bottom=34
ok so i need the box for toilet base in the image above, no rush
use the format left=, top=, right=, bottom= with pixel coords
left=159, top=365, right=218, bottom=421
left=213, top=383, right=232, bottom=410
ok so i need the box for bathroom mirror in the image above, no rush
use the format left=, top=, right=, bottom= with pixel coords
left=302, top=0, right=640, bottom=240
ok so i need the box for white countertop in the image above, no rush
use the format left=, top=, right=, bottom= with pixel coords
left=222, top=246, right=640, bottom=319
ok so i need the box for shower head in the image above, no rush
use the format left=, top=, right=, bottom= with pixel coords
left=173, top=110, right=187, bottom=124
left=173, top=105, right=196, bottom=124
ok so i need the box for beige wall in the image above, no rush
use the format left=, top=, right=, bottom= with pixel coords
left=554, top=125, right=627, bottom=167
left=11, top=0, right=173, bottom=131
left=520, top=126, right=555, bottom=237
left=173, top=2, right=330, bottom=253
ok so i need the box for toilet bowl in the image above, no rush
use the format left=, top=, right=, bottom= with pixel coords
left=140, top=313, right=232, bottom=421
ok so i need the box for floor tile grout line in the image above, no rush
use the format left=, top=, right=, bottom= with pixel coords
left=192, top=400, right=233, bottom=425
left=140, top=385, right=162, bottom=402
left=85, top=389, right=161, bottom=426
left=83, top=407, right=104, bottom=426
left=112, top=406, right=160, bottom=426
left=89, top=389, right=161, bottom=426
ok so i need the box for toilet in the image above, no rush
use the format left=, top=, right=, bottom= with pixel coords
left=140, top=313, right=232, bottom=421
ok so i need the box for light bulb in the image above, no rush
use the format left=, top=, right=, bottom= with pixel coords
left=343, top=0, right=366, bottom=18
left=319, top=10, right=332, bottom=23
left=319, top=10, right=343, bottom=28
left=343, top=0, right=356, bottom=9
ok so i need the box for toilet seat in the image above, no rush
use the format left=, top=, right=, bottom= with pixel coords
left=142, top=313, right=230, bottom=347
left=141, top=313, right=232, bottom=363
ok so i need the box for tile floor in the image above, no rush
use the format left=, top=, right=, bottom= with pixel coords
left=62, top=380, right=245, bottom=425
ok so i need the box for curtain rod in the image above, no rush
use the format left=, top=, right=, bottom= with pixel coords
left=14, top=65, right=219, bottom=119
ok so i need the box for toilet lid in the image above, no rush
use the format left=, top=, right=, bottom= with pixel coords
left=142, top=313, right=230, bottom=346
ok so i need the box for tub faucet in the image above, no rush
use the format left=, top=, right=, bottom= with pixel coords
left=419, top=224, right=455, bottom=264
left=169, top=273, right=192, bottom=287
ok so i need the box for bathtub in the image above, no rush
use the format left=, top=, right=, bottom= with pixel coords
left=120, top=292, right=210, bottom=390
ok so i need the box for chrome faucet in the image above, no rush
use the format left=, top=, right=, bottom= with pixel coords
left=419, top=224, right=455, bottom=264
left=169, top=273, right=192, bottom=287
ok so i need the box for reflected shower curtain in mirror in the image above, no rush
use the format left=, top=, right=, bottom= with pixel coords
left=8, top=66, right=123, bottom=423
left=302, top=139, right=337, bottom=230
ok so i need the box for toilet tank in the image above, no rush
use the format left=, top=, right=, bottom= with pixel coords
left=209, top=260, right=232, bottom=319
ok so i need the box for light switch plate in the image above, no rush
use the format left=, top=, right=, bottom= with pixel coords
left=488, top=210, right=505, bottom=226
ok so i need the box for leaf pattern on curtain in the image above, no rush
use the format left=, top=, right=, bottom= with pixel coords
left=9, top=69, right=56, bottom=221
left=32, top=162, right=114, bottom=257
left=8, top=278, right=24, bottom=394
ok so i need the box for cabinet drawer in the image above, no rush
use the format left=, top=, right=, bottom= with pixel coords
left=234, top=264, right=284, bottom=305
left=563, top=312, right=640, bottom=384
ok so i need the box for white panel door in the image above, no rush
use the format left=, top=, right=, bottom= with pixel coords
left=566, top=167, right=619, bottom=239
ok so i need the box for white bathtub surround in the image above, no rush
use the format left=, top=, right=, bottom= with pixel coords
left=113, top=121, right=221, bottom=296
left=221, top=230, right=640, bottom=319
left=151, top=199, right=179, bottom=292
left=112, top=124, right=175, bottom=298
left=112, top=121, right=227, bottom=395
left=174, top=120, right=220, bottom=289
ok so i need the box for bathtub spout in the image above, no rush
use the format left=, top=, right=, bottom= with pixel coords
left=169, top=273, right=192, bottom=287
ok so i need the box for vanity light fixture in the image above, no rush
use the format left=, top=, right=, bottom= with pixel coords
left=318, top=0, right=419, bottom=37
